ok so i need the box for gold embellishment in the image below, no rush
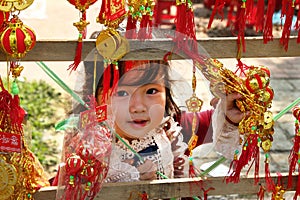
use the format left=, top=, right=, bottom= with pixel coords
left=0, top=0, right=34, bottom=12
left=0, top=157, right=18, bottom=200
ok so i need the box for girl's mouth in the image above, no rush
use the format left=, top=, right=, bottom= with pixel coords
left=129, top=119, right=148, bottom=127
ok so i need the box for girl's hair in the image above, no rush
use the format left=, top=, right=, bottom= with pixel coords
left=95, top=60, right=181, bottom=121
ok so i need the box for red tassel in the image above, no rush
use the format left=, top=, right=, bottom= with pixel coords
left=263, top=0, right=275, bottom=43
left=226, top=2, right=235, bottom=27
left=281, top=0, right=288, bottom=15
left=68, top=34, right=83, bottom=71
left=264, top=154, right=275, bottom=192
left=257, top=184, right=265, bottom=200
left=293, top=167, right=300, bottom=199
left=102, top=64, right=111, bottom=104
left=280, top=0, right=294, bottom=51
left=235, top=3, right=246, bottom=53
left=68, top=12, right=87, bottom=72
left=296, top=1, right=300, bottom=43
left=189, top=157, right=201, bottom=178
left=207, top=0, right=226, bottom=29
left=288, top=106, right=300, bottom=191
left=174, top=1, right=198, bottom=56
left=111, top=63, right=119, bottom=95
left=288, top=132, right=300, bottom=188
left=226, top=134, right=259, bottom=184
left=138, top=15, right=152, bottom=39
left=255, top=0, right=265, bottom=32
left=125, top=16, right=137, bottom=39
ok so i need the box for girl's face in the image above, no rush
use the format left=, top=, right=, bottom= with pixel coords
left=110, top=67, right=166, bottom=140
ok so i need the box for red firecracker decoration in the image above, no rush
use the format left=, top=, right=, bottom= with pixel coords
left=67, top=0, right=98, bottom=71
left=0, top=15, right=36, bottom=59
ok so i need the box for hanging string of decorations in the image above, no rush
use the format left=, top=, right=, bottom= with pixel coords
left=66, top=0, right=98, bottom=71
left=207, top=0, right=300, bottom=52
left=0, top=1, right=50, bottom=200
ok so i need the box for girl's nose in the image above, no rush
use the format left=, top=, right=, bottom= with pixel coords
left=129, top=91, right=146, bottom=113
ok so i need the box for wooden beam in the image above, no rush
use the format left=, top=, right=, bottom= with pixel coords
left=1, top=37, right=299, bottom=62
left=33, top=174, right=298, bottom=200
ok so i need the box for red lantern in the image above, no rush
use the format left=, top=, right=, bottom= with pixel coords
left=66, top=154, right=85, bottom=174
left=0, top=15, right=36, bottom=59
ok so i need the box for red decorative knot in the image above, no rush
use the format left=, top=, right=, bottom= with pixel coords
left=0, top=15, right=36, bottom=59
left=292, top=106, right=300, bottom=120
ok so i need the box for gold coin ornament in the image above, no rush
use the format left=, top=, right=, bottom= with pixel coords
left=0, top=158, right=18, bottom=200
left=0, top=0, right=34, bottom=12
left=196, top=58, right=275, bottom=186
left=96, top=28, right=129, bottom=61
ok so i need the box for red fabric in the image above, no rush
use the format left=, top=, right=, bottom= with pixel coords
left=180, top=109, right=214, bottom=153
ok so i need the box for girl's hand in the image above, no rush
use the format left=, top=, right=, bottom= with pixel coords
left=137, top=159, right=157, bottom=180
left=211, top=93, right=249, bottom=125
left=173, top=156, right=185, bottom=178
left=223, top=93, right=248, bottom=124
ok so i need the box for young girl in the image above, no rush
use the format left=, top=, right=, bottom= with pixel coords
left=96, top=60, right=188, bottom=181
left=95, top=60, right=244, bottom=182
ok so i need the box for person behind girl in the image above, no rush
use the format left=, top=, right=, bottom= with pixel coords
left=95, top=60, right=244, bottom=182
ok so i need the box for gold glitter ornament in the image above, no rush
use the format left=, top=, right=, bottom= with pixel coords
left=195, top=58, right=275, bottom=186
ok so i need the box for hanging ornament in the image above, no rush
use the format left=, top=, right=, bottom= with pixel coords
left=96, top=0, right=128, bottom=104
left=0, top=15, right=36, bottom=59
left=287, top=106, right=300, bottom=199
left=0, top=14, right=36, bottom=97
left=174, top=0, right=198, bottom=55
left=56, top=97, right=112, bottom=200
left=195, top=58, right=275, bottom=189
left=96, top=0, right=128, bottom=54
left=67, top=0, right=98, bottom=71
left=279, top=0, right=299, bottom=50
left=0, top=77, right=49, bottom=200
left=125, top=0, right=155, bottom=39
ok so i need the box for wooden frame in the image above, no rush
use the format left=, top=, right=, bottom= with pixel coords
left=1, top=37, right=299, bottom=62
left=34, top=174, right=298, bottom=199
left=10, top=36, right=298, bottom=199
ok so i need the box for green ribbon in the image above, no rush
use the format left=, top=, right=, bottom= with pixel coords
left=36, top=61, right=88, bottom=109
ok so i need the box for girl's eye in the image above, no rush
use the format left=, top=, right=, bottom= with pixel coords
left=146, top=88, right=159, bottom=94
left=115, top=90, right=128, bottom=97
